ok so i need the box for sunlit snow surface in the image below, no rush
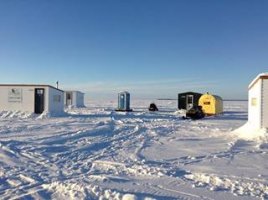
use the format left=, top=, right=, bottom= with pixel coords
left=0, top=100, right=268, bottom=200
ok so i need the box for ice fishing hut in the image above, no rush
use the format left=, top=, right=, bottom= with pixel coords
left=178, top=92, right=202, bottom=110
left=64, top=91, right=85, bottom=108
left=247, top=73, right=268, bottom=130
left=116, top=91, right=132, bottom=111
left=234, top=73, right=268, bottom=138
left=0, top=84, right=64, bottom=114
left=198, top=93, right=223, bottom=115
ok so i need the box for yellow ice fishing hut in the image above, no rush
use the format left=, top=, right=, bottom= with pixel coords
left=198, top=93, right=223, bottom=115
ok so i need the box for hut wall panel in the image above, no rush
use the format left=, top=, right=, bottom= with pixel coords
left=261, top=79, right=268, bottom=128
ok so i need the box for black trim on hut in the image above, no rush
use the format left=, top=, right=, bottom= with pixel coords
left=178, top=92, right=202, bottom=110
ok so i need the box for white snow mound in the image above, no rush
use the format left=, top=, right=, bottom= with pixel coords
left=233, top=122, right=268, bottom=141
left=122, top=194, right=138, bottom=200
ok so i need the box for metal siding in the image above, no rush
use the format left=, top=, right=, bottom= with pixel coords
left=76, top=92, right=85, bottom=107
left=215, top=96, right=223, bottom=114
left=126, top=93, right=130, bottom=110
left=261, top=79, right=268, bottom=128
left=0, top=86, right=36, bottom=112
left=178, top=94, right=186, bottom=109
left=248, top=80, right=261, bottom=129
left=48, top=87, right=64, bottom=114
left=73, top=91, right=77, bottom=106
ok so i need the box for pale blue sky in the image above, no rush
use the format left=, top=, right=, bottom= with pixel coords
left=0, top=0, right=268, bottom=99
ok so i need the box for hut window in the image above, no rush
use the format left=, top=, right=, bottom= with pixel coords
left=37, top=90, right=43, bottom=95
left=251, top=98, right=257, bottom=106
left=204, top=101, right=210, bottom=105
left=8, top=88, right=22, bottom=103
left=53, top=95, right=61, bottom=102
left=187, top=97, right=193, bottom=104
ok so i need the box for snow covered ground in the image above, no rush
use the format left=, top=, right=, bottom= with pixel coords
left=0, top=99, right=268, bottom=200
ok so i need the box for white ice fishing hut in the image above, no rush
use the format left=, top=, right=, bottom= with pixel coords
left=64, top=91, right=85, bottom=107
left=0, top=84, right=64, bottom=114
left=248, top=73, right=268, bottom=130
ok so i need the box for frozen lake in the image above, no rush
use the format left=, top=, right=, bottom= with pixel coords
left=0, top=100, right=268, bottom=199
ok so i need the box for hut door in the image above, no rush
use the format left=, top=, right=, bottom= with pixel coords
left=66, top=92, right=72, bottom=106
left=119, top=93, right=125, bottom=110
left=186, top=95, right=194, bottom=110
left=35, top=88, right=45, bottom=114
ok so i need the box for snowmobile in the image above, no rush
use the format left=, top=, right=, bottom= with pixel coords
left=184, top=106, right=205, bottom=120
left=148, top=103, right=158, bottom=111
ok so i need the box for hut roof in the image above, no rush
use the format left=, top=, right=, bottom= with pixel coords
left=0, top=84, right=64, bottom=92
left=200, top=93, right=222, bottom=101
left=178, top=91, right=202, bottom=95
left=248, top=73, right=268, bottom=90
